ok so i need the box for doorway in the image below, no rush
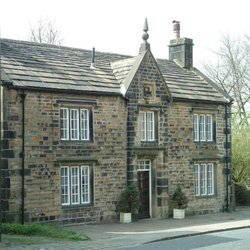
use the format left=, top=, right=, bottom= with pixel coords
left=137, top=170, right=150, bottom=218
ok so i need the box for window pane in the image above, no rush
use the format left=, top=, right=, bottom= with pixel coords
left=140, top=112, right=146, bottom=141
left=207, top=164, right=214, bottom=195
left=137, top=160, right=144, bottom=170
left=61, top=167, right=70, bottom=205
left=200, top=164, right=207, bottom=195
left=70, top=109, right=79, bottom=140
left=193, top=114, right=199, bottom=141
left=137, top=160, right=151, bottom=170
left=71, top=167, right=80, bottom=204
left=81, top=166, right=90, bottom=203
left=194, top=164, right=200, bottom=196
left=80, top=109, right=89, bottom=140
left=147, top=112, right=155, bottom=141
left=206, top=115, right=213, bottom=141
left=199, top=115, right=206, bottom=141
left=60, top=108, right=69, bottom=140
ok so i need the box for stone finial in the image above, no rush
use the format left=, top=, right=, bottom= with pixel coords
left=139, top=18, right=150, bottom=53
left=142, top=18, right=149, bottom=42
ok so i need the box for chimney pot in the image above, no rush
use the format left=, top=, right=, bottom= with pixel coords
left=172, top=20, right=180, bottom=39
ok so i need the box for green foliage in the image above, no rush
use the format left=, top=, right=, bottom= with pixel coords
left=117, top=184, right=141, bottom=213
left=235, top=184, right=250, bottom=205
left=2, top=223, right=88, bottom=241
left=232, top=115, right=250, bottom=190
left=171, top=186, right=188, bottom=209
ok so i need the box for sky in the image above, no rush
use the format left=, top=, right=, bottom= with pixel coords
left=1, top=0, right=250, bottom=68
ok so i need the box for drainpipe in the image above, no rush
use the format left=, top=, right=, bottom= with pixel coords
left=225, top=105, right=232, bottom=212
left=20, top=91, right=26, bottom=224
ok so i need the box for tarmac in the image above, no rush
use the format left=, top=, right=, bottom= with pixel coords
left=1, top=206, right=250, bottom=250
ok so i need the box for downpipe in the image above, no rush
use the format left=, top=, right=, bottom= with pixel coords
left=20, top=91, right=26, bottom=224
left=225, top=105, right=232, bottom=212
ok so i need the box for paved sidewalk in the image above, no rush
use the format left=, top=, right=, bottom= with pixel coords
left=1, top=206, right=250, bottom=250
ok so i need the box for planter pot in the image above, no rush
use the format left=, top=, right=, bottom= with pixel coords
left=173, top=208, right=185, bottom=219
left=120, top=212, right=132, bottom=223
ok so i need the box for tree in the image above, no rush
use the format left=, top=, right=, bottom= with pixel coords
left=29, top=18, right=63, bottom=45
left=203, top=34, right=250, bottom=125
left=232, top=116, right=250, bottom=189
left=203, top=34, right=250, bottom=192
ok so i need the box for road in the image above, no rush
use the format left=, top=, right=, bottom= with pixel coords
left=121, top=227, right=250, bottom=250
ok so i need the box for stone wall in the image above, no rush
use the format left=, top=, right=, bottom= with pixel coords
left=167, top=101, right=229, bottom=214
left=2, top=88, right=127, bottom=223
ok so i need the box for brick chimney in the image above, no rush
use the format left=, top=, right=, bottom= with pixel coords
left=169, top=21, right=193, bottom=68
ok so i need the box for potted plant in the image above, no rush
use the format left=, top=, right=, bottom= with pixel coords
left=171, top=186, right=188, bottom=219
left=117, top=184, right=141, bottom=223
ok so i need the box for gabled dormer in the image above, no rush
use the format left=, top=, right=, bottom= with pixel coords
left=112, top=19, right=171, bottom=149
left=112, top=19, right=171, bottom=106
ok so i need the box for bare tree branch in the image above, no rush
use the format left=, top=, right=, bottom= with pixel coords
left=29, top=18, right=63, bottom=45
left=203, top=34, right=250, bottom=125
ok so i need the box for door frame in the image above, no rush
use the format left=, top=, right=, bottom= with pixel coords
left=137, top=160, right=152, bottom=217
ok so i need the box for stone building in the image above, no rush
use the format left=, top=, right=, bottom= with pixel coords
left=0, top=20, right=233, bottom=223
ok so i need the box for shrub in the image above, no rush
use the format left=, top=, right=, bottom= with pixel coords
left=171, top=186, right=188, bottom=209
left=235, top=184, right=250, bottom=206
left=117, top=184, right=141, bottom=213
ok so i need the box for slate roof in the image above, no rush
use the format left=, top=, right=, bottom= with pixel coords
left=0, top=38, right=231, bottom=103
left=0, top=39, right=130, bottom=94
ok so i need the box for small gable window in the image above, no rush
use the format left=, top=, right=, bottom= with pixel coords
left=143, top=83, right=155, bottom=99
left=193, top=114, right=213, bottom=142
left=140, top=111, right=155, bottom=141
left=144, top=86, right=152, bottom=97
left=60, top=108, right=92, bottom=141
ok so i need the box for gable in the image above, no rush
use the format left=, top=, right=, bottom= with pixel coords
left=112, top=50, right=171, bottom=102
left=129, top=50, right=171, bottom=103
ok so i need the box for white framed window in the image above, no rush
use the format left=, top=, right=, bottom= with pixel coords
left=194, top=163, right=215, bottom=196
left=61, top=167, right=70, bottom=205
left=60, top=165, right=91, bottom=206
left=199, top=115, right=206, bottom=141
left=206, top=115, right=213, bottom=141
left=207, top=163, right=214, bottom=195
left=193, top=114, right=214, bottom=142
left=140, top=112, right=146, bottom=141
left=70, top=109, right=79, bottom=140
left=193, top=114, right=199, bottom=141
left=194, top=165, right=200, bottom=196
left=60, top=108, right=69, bottom=140
left=140, top=111, right=155, bottom=142
left=71, top=166, right=80, bottom=204
left=81, top=166, right=90, bottom=203
left=80, top=109, right=90, bottom=140
left=60, top=108, right=91, bottom=141
left=200, top=164, right=207, bottom=195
